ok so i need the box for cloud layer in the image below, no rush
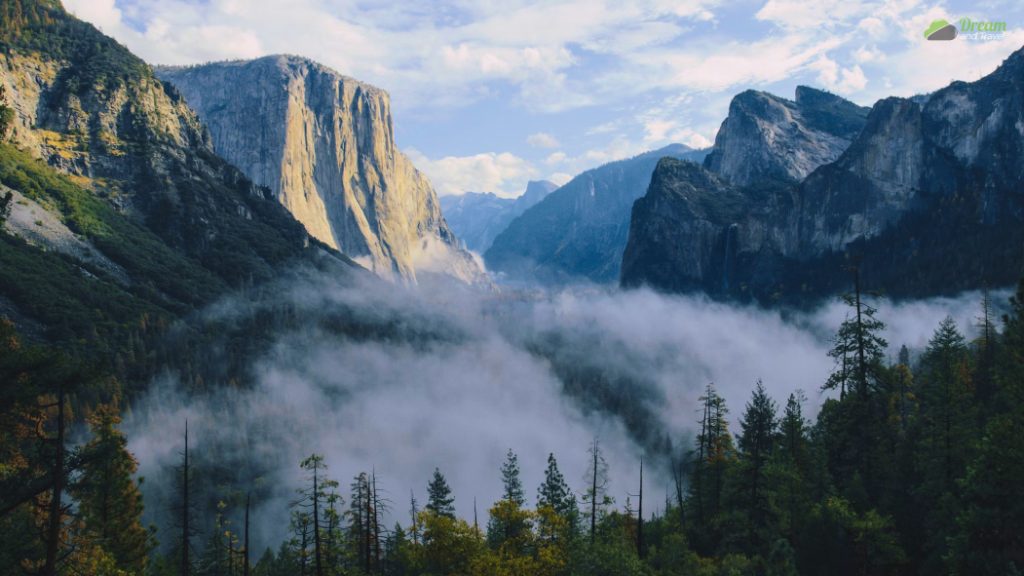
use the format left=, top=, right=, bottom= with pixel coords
left=123, top=268, right=1005, bottom=552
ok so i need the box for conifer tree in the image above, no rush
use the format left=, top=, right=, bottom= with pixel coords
left=74, top=405, right=150, bottom=574
left=736, top=380, right=778, bottom=549
left=296, top=455, right=329, bottom=576
left=499, top=449, right=524, bottom=506
left=537, top=453, right=577, bottom=544
left=426, top=468, right=455, bottom=518
left=487, top=449, right=529, bottom=548
left=913, top=317, right=977, bottom=570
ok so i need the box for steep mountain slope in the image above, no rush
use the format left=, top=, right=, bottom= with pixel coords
left=155, top=56, right=483, bottom=284
left=440, top=180, right=557, bottom=253
left=703, top=86, right=869, bottom=186
left=622, top=49, right=1024, bottom=301
left=484, top=145, right=708, bottom=283
left=0, top=0, right=354, bottom=371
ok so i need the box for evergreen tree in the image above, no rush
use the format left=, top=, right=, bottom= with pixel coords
left=295, top=455, right=329, bottom=576
left=824, top=275, right=888, bottom=400
left=426, top=468, right=455, bottom=518
left=537, top=452, right=575, bottom=519
left=499, top=449, right=524, bottom=506
left=735, top=380, right=778, bottom=551
left=768, top=391, right=812, bottom=541
left=487, top=450, right=530, bottom=549
left=949, top=280, right=1024, bottom=573
left=73, top=405, right=151, bottom=574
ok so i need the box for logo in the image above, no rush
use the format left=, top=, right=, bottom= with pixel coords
left=925, top=17, right=1007, bottom=41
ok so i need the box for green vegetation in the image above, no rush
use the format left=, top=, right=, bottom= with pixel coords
left=0, top=142, right=227, bottom=307
left=3, top=274, right=1022, bottom=575
left=0, top=0, right=148, bottom=96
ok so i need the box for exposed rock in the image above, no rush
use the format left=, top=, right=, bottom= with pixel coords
left=485, top=145, right=709, bottom=284
left=703, top=86, right=869, bottom=186
left=2, top=184, right=128, bottom=283
left=440, top=180, right=557, bottom=253
left=0, top=1, right=321, bottom=291
left=156, top=56, right=484, bottom=284
left=622, top=49, right=1024, bottom=301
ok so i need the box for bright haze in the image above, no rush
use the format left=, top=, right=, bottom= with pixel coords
left=65, top=0, right=1024, bottom=197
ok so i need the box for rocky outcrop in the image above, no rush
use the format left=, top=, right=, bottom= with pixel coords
left=703, top=86, right=869, bottom=186
left=622, top=49, right=1024, bottom=301
left=156, top=56, right=484, bottom=284
left=440, top=180, right=557, bottom=253
left=485, top=145, right=709, bottom=284
left=0, top=0, right=322, bottom=292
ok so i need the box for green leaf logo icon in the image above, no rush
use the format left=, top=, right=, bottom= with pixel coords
left=924, top=19, right=958, bottom=40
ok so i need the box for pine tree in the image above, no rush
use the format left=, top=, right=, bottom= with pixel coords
left=770, top=391, right=811, bottom=540
left=537, top=453, right=578, bottom=545
left=824, top=271, right=888, bottom=400
left=499, top=449, right=524, bottom=506
left=296, top=455, right=329, bottom=576
left=426, top=468, right=455, bottom=518
left=73, top=405, right=150, bottom=574
left=913, top=317, right=977, bottom=571
left=688, top=383, right=734, bottom=555
left=488, top=450, right=529, bottom=549
left=537, top=452, right=574, bottom=518
left=735, top=380, right=778, bottom=550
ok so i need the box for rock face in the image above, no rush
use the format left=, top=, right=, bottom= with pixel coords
left=485, top=145, right=709, bottom=284
left=622, top=49, right=1024, bottom=301
left=703, top=86, right=869, bottom=186
left=0, top=0, right=321, bottom=293
left=440, top=180, right=557, bottom=253
left=156, top=56, right=483, bottom=284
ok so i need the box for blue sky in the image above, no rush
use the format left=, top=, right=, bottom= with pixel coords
left=67, top=0, right=1024, bottom=197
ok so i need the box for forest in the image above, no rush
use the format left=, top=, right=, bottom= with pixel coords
left=1, top=271, right=1022, bottom=576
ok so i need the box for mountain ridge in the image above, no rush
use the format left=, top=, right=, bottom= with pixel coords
left=622, top=47, right=1024, bottom=301
left=484, top=144, right=709, bottom=284
left=440, top=179, right=557, bottom=253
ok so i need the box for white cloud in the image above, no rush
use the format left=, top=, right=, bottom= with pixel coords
left=545, top=151, right=568, bottom=165
left=527, top=132, right=560, bottom=148
left=811, top=56, right=868, bottom=94
left=64, top=0, right=122, bottom=30
left=549, top=172, right=573, bottom=185
left=756, top=0, right=872, bottom=30
left=405, top=149, right=538, bottom=197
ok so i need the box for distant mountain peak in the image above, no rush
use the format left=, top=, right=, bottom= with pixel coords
left=703, top=85, right=869, bottom=186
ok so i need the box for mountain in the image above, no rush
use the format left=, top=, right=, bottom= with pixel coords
left=621, top=49, right=1024, bottom=301
left=484, top=145, right=709, bottom=284
left=703, top=86, right=869, bottom=186
left=155, top=56, right=483, bottom=284
left=0, top=0, right=354, bottom=372
left=440, top=180, right=557, bottom=253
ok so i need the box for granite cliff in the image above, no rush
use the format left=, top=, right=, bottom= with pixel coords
left=622, top=50, right=1024, bottom=301
left=156, top=56, right=483, bottom=284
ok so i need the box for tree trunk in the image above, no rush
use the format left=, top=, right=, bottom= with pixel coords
left=42, top=385, right=66, bottom=576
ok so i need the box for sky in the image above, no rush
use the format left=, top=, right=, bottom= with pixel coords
left=65, top=0, right=1024, bottom=197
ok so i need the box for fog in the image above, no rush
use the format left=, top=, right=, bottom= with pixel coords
left=123, top=268, right=1007, bottom=551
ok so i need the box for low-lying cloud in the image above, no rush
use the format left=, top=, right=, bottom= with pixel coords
left=124, top=268, right=1006, bottom=552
